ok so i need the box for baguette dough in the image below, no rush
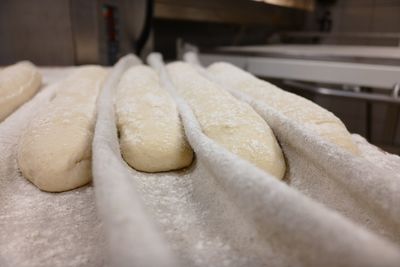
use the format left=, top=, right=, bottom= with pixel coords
left=167, top=62, right=286, bottom=179
left=0, top=61, right=42, bottom=121
left=207, top=62, right=359, bottom=155
left=18, top=66, right=107, bottom=192
left=116, top=65, right=193, bottom=172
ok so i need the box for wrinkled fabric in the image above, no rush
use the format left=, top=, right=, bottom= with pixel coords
left=1, top=59, right=400, bottom=267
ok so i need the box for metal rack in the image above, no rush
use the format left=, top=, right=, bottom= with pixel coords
left=283, top=80, right=400, bottom=104
left=196, top=45, right=400, bottom=90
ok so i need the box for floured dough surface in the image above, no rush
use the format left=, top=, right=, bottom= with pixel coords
left=17, top=66, right=107, bottom=192
left=0, top=61, right=42, bottom=121
left=167, top=62, right=286, bottom=179
left=207, top=62, right=359, bottom=155
left=116, top=65, right=193, bottom=172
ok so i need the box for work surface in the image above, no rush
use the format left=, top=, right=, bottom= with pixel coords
left=1, top=66, right=400, bottom=267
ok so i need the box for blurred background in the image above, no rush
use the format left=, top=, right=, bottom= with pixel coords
left=1, top=0, right=399, bottom=153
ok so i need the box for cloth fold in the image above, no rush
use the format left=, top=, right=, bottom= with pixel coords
left=92, top=55, right=178, bottom=267
left=147, top=53, right=400, bottom=267
left=1, top=58, right=399, bottom=267
left=184, top=51, right=400, bottom=244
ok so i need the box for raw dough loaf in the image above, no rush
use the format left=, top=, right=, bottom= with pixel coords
left=116, top=65, right=193, bottom=172
left=18, top=66, right=107, bottom=192
left=167, top=62, right=286, bottom=179
left=207, top=62, right=359, bottom=155
left=0, top=61, right=42, bottom=121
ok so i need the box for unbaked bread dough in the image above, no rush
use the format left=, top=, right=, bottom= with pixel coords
left=17, top=66, right=107, bottom=192
left=167, top=62, right=286, bottom=179
left=207, top=62, right=359, bottom=155
left=116, top=65, right=193, bottom=172
left=0, top=61, right=42, bottom=121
